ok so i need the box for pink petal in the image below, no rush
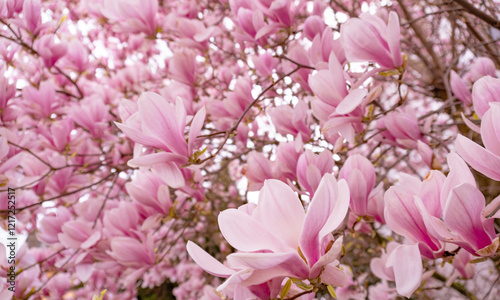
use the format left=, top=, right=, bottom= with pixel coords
left=114, top=122, right=165, bottom=149
left=300, top=175, right=349, bottom=266
left=218, top=209, right=284, bottom=252
left=386, top=244, right=422, bottom=298
left=460, top=112, right=480, bottom=134
left=440, top=152, right=476, bottom=209
left=252, top=180, right=305, bottom=250
left=444, top=183, right=492, bottom=251
left=480, top=103, right=500, bottom=156
left=139, top=92, right=187, bottom=156
left=455, top=134, right=500, bottom=181
left=187, top=106, right=206, bottom=156
left=153, top=162, right=185, bottom=188
left=227, top=252, right=308, bottom=279
left=387, top=11, right=402, bottom=68
left=128, top=152, right=187, bottom=168
left=335, top=89, right=367, bottom=115
left=321, top=264, right=348, bottom=287
left=186, top=241, right=235, bottom=277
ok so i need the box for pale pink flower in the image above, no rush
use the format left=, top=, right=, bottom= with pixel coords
left=471, top=76, right=500, bottom=118
left=465, top=57, right=497, bottom=83
left=370, top=242, right=423, bottom=298
left=107, top=234, right=155, bottom=267
left=450, top=70, right=472, bottom=106
left=268, top=100, right=311, bottom=142
left=303, top=15, right=325, bottom=41
left=35, top=34, right=68, bottom=68
left=187, top=175, right=350, bottom=296
left=115, top=92, right=206, bottom=187
left=243, top=151, right=273, bottom=191
left=58, top=220, right=101, bottom=250
left=22, top=81, right=59, bottom=118
left=339, top=154, right=375, bottom=217
left=101, top=0, right=158, bottom=36
left=341, top=11, right=402, bottom=69
left=296, top=149, right=335, bottom=196
left=37, top=207, right=72, bottom=244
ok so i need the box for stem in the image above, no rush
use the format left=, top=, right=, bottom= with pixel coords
left=432, top=272, right=478, bottom=300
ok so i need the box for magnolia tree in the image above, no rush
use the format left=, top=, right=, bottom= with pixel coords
left=1, top=0, right=500, bottom=299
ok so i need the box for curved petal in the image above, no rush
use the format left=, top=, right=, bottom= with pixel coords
left=336, top=89, right=367, bottom=115
left=252, top=180, right=305, bottom=250
left=444, top=183, right=492, bottom=251
left=188, top=106, right=206, bottom=156
left=139, top=92, right=188, bottom=156
left=153, top=162, right=185, bottom=188
left=128, top=152, right=188, bottom=167
left=114, top=122, right=165, bottom=149
left=455, top=135, right=500, bottom=181
left=386, top=244, right=422, bottom=298
left=227, top=252, right=309, bottom=279
left=387, top=11, right=402, bottom=68
left=186, top=241, right=235, bottom=277
left=218, top=209, right=285, bottom=252
left=300, top=175, right=349, bottom=266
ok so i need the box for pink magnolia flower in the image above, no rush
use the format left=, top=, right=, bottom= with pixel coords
left=187, top=175, right=350, bottom=297
left=340, top=11, right=403, bottom=69
left=101, top=0, right=158, bottom=36
left=275, top=141, right=302, bottom=182
left=243, top=151, right=273, bottom=191
left=22, top=81, right=59, bottom=118
left=370, top=241, right=423, bottom=298
left=68, top=96, right=109, bottom=139
left=417, top=182, right=499, bottom=257
left=168, top=48, right=198, bottom=87
left=384, top=173, right=444, bottom=259
left=4, top=0, right=23, bottom=18
left=37, top=118, right=74, bottom=152
left=64, top=39, right=91, bottom=73
left=450, top=70, right=472, bottom=106
left=376, top=109, right=424, bottom=149
left=471, top=76, right=500, bottom=118
left=267, top=100, right=311, bottom=142
left=14, top=0, right=51, bottom=36
left=251, top=52, right=278, bottom=78
left=57, top=220, right=101, bottom=250
left=115, top=92, right=206, bottom=187
left=296, top=149, right=335, bottom=196
left=37, top=207, right=72, bottom=244
left=465, top=57, right=497, bottom=83
left=456, top=103, right=500, bottom=180
left=303, top=15, right=325, bottom=41
left=106, top=234, right=155, bottom=267
left=125, top=170, right=173, bottom=215
left=35, top=34, right=68, bottom=68
left=339, top=154, right=375, bottom=217
left=103, top=202, right=140, bottom=238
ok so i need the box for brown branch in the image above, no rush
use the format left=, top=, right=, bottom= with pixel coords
left=188, top=66, right=302, bottom=166
left=453, top=0, right=500, bottom=29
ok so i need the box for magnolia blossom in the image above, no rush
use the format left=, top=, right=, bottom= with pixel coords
left=101, top=0, right=158, bottom=36
left=339, top=154, right=375, bottom=217
left=187, top=174, right=350, bottom=298
left=340, top=11, right=402, bottom=69
left=456, top=103, right=500, bottom=180
left=115, top=92, right=206, bottom=187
